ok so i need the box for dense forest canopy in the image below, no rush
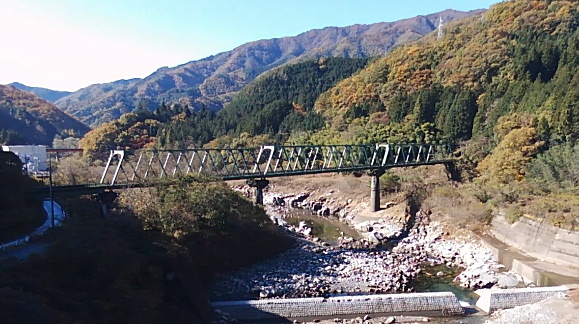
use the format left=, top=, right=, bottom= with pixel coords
left=78, top=103, right=189, bottom=159
left=309, top=0, right=579, bottom=147
left=156, top=57, right=369, bottom=148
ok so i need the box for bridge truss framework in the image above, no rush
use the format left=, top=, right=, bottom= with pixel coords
left=100, top=143, right=458, bottom=187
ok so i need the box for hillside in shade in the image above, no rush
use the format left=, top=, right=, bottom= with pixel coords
left=54, top=9, right=484, bottom=127
left=0, top=85, right=89, bottom=145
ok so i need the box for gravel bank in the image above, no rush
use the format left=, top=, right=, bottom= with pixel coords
left=211, top=188, right=517, bottom=303
left=483, top=295, right=578, bottom=324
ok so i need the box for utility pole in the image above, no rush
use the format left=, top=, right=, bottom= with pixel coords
left=49, top=157, right=55, bottom=228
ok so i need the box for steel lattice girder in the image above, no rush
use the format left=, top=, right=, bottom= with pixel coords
left=100, top=143, right=457, bottom=185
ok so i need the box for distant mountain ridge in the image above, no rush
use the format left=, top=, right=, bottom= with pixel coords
left=53, top=9, right=484, bottom=127
left=9, top=82, right=72, bottom=103
left=0, top=85, right=89, bottom=145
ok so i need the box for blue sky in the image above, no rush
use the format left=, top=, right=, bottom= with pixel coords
left=0, top=0, right=499, bottom=91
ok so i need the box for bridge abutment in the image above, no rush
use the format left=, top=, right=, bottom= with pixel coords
left=368, top=169, right=386, bottom=212
left=246, top=179, right=269, bottom=205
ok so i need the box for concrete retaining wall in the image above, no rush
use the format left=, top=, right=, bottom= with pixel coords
left=212, top=292, right=464, bottom=321
left=491, top=214, right=579, bottom=268
left=475, top=286, right=569, bottom=313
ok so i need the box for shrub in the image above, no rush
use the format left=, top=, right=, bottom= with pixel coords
left=119, top=176, right=270, bottom=238
left=480, top=208, right=494, bottom=225
left=380, top=171, right=402, bottom=193
left=505, top=206, right=523, bottom=224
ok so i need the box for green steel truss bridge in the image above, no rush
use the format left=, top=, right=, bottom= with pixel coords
left=35, top=143, right=459, bottom=210
left=100, top=143, right=458, bottom=186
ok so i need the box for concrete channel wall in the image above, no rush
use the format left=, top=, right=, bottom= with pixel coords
left=212, top=292, right=464, bottom=321
left=491, top=214, right=579, bottom=268
left=475, top=286, right=570, bottom=313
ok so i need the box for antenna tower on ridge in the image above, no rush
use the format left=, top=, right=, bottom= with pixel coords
left=437, top=16, right=444, bottom=41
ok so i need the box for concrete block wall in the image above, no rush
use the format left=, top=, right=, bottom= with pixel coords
left=212, top=292, right=464, bottom=321
left=475, top=286, right=569, bottom=313
left=491, top=214, right=579, bottom=268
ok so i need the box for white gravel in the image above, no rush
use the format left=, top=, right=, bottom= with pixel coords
left=213, top=189, right=516, bottom=301
left=483, top=295, right=579, bottom=324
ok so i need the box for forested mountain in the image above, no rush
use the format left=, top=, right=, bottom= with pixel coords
left=303, top=0, right=579, bottom=148
left=296, top=0, right=579, bottom=230
left=82, top=0, right=579, bottom=157
left=156, top=57, right=370, bottom=148
left=54, top=78, right=141, bottom=127
left=78, top=0, right=579, bottom=227
left=0, top=85, right=89, bottom=145
left=8, top=82, right=72, bottom=103
left=55, top=9, right=483, bottom=127
left=80, top=57, right=370, bottom=155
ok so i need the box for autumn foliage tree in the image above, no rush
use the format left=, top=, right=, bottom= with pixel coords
left=79, top=103, right=185, bottom=159
left=477, top=127, right=544, bottom=184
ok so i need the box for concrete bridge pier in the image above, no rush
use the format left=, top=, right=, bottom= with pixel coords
left=368, top=169, right=386, bottom=212
left=246, top=179, right=269, bottom=205
left=98, top=190, right=118, bottom=218
left=444, top=162, right=462, bottom=182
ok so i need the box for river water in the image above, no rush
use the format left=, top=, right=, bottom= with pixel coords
left=284, top=212, right=477, bottom=299
left=210, top=210, right=494, bottom=323
left=285, top=212, right=491, bottom=323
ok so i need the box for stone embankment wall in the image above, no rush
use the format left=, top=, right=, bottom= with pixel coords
left=491, top=213, right=579, bottom=268
left=212, top=292, right=464, bottom=321
left=475, top=286, right=570, bottom=313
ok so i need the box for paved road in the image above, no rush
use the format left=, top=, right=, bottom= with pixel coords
left=0, top=242, right=48, bottom=261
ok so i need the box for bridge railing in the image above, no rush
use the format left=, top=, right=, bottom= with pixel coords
left=100, top=143, right=458, bottom=185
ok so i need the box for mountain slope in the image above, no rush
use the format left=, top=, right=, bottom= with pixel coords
left=0, top=85, right=90, bottom=145
left=9, top=82, right=72, bottom=103
left=79, top=57, right=370, bottom=155
left=308, top=0, right=579, bottom=146
left=55, top=9, right=484, bottom=127
left=155, top=57, right=370, bottom=148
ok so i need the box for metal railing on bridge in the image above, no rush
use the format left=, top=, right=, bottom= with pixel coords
left=100, top=143, right=458, bottom=186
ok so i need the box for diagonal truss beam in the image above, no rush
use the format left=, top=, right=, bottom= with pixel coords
left=100, top=143, right=458, bottom=185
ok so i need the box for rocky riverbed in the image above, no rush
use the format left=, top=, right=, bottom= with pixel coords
left=211, top=187, right=523, bottom=304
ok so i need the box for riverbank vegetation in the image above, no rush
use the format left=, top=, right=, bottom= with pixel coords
left=0, top=176, right=293, bottom=323
left=118, top=176, right=294, bottom=275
